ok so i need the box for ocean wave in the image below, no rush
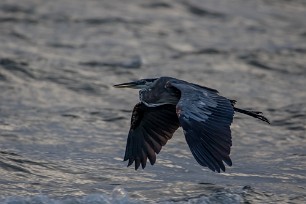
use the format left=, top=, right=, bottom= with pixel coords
left=0, top=187, right=141, bottom=204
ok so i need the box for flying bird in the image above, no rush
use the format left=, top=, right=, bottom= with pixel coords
left=114, top=76, right=269, bottom=172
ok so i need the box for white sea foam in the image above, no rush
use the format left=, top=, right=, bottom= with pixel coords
left=0, top=187, right=243, bottom=204
left=0, top=187, right=142, bottom=204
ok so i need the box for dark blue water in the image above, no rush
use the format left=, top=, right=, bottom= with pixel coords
left=1, top=0, right=306, bottom=203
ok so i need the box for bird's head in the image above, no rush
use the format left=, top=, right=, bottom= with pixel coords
left=113, top=78, right=158, bottom=89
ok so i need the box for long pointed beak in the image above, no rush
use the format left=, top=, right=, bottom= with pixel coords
left=113, top=81, right=139, bottom=89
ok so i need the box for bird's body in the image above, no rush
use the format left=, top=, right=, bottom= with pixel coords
left=114, top=76, right=269, bottom=172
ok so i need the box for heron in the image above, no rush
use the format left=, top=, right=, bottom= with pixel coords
left=114, top=76, right=269, bottom=172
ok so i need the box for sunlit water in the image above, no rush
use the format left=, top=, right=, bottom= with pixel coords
left=0, top=0, right=306, bottom=203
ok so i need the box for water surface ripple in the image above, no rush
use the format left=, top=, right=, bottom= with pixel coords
left=1, top=0, right=306, bottom=203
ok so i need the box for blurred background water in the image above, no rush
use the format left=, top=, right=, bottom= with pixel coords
left=0, top=0, right=306, bottom=203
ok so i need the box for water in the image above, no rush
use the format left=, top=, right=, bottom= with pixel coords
left=1, top=0, right=306, bottom=203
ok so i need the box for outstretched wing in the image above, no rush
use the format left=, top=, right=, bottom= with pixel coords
left=124, top=102, right=180, bottom=170
left=170, top=80, right=234, bottom=172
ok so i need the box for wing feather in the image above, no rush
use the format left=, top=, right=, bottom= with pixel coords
left=170, top=80, right=234, bottom=172
left=124, top=102, right=179, bottom=170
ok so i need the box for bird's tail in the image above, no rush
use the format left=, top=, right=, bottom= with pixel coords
left=233, top=107, right=270, bottom=124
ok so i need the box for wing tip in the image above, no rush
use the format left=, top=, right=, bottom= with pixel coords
left=141, top=162, right=146, bottom=169
left=124, top=156, right=156, bottom=170
left=197, top=155, right=232, bottom=173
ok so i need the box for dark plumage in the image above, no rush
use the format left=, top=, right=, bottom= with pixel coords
left=114, top=76, right=270, bottom=172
